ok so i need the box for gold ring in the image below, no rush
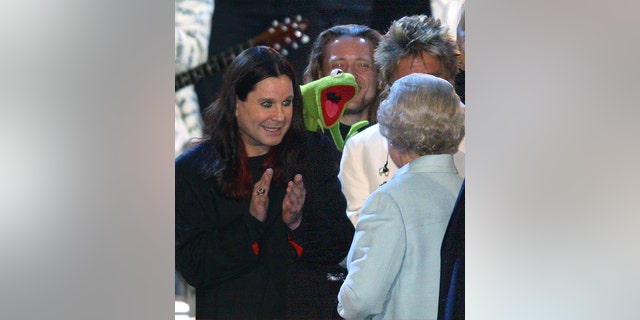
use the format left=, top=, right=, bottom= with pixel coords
left=257, top=187, right=265, bottom=195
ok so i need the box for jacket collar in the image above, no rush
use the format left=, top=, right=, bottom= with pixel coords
left=396, top=154, right=458, bottom=176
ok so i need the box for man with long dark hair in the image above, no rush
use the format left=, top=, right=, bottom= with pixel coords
left=176, top=46, right=354, bottom=319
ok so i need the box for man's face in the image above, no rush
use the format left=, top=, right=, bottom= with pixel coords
left=235, top=75, right=293, bottom=157
left=322, top=35, right=379, bottom=117
left=391, top=51, right=442, bottom=83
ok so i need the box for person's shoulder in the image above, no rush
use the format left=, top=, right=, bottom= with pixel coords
left=368, top=173, right=417, bottom=206
left=346, top=123, right=382, bottom=144
left=303, top=130, right=338, bottom=151
left=175, top=142, right=208, bottom=175
left=301, top=131, right=342, bottom=168
left=343, top=123, right=385, bottom=156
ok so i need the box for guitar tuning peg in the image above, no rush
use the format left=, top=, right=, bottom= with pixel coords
left=292, top=43, right=299, bottom=50
left=284, top=37, right=292, bottom=44
left=272, top=20, right=278, bottom=27
left=281, top=49, right=289, bottom=56
left=284, top=17, right=291, bottom=24
left=274, top=43, right=282, bottom=50
left=294, top=30, right=302, bottom=38
left=280, top=25, right=288, bottom=32
left=295, top=14, right=302, bottom=22
left=301, top=35, right=310, bottom=44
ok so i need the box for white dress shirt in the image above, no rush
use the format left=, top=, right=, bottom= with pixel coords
left=339, top=123, right=465, bottom=225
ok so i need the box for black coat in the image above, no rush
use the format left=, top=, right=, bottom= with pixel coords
left=438, top=180, right=465, bottom=320
left=176, top=132, right=354, bottom=319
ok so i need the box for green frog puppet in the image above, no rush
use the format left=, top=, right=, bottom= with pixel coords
left=301, top=69, right=369, bottom=152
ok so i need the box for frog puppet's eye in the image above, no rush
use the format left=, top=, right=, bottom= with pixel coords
left=330, top=69, right=344, bottom=77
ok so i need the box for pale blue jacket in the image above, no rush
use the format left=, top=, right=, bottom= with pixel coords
left=338, top=154, right=463, bottom=320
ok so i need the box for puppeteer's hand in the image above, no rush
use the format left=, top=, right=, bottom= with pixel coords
left=249, top=168, right=273, bottom=222
left=282, top=174, right=305, bottom=230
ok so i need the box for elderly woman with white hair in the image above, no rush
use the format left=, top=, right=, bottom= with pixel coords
left=337, top=73, right=465, bottom=320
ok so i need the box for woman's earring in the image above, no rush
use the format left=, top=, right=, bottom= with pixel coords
left=379, top=152, right=390, bottom=177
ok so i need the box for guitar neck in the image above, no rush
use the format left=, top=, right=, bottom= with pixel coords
left=175, top=39, right=256, bottom=91
left=175, top=16, right=310, bottom=92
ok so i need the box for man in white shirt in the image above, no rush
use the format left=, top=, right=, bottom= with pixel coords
left=339, top=15, right=465, bottom=226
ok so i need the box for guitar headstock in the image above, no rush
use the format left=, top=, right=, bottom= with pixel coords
left=253, top=15, right=310, bottom=56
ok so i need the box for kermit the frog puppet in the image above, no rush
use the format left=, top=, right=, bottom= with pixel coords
left=301, top=69, right=369, bottom=152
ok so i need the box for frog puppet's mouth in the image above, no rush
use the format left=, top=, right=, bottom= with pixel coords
left=320, top=85, right=356, bottom=127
